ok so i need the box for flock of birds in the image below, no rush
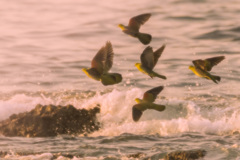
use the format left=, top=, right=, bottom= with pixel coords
left=82, top=13, right=225, bottom=122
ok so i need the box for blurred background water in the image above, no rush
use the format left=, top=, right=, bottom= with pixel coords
left=0, top=0, right=240, bottom=159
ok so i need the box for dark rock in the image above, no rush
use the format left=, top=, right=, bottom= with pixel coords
left=0, top=104, right=100, bottom=137
left=0, top=151, right=8, bottom=158
left=164, top=149, right=206, bottom=160
left=127, top=152, right=146, bottom=158
left=1, top=151, right=83, bottom=159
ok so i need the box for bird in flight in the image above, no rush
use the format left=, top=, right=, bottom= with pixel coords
left=118, top=13, right=152, bottom=45
left=135, top=44, right=167, bottom=79
left=189, top=56, right=225, bottom=84
left=132, top=86, right=166, bottom=122
left=82, top=41, right=122, bottom=85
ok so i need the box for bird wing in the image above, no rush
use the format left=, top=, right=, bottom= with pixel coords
left=192, top=59, right=204, bottom=70
left=103, top=41, right=114, bottom=73
left=91, top=42, right=114, bottom=74
left=143, top=86, right=164, bottom=103
left=128, top=13, right=151, bottom=31
left=153, top=44, right=165, bottom=68
left=132, top=105, right=143, bottom=122
left=140, top=46, right=154, bottom=69
left=204, top=56, right=225, bottom=71
left=91, top=46, right=107, bottom=74
left=193, top=56, right=225, bottom=71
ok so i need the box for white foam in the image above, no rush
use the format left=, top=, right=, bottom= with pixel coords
left=84, top=89, right=240, bottom=136
left=4, top=152, right=53, bottom=160
left=0, top=94, right=48, bottom=121
left=81, top=88, right=142, bottom=123
left=1, top=89, right=240, bottom=136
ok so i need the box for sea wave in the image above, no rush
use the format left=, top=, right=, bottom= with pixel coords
left=0, top=88, right=240, bottom=138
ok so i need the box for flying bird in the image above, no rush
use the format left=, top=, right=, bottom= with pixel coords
left=135, top=44, right=167, bottom=79
left=132, top=86, right=166, bottom=122
left=82, top=41, right=122, bottom=85
left=189, top=56, right=225, bottom=84
left=118, top=13, right=152, bottom=45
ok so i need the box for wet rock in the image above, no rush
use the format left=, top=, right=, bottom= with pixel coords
left=127, top=152, right=146, bottom=159
left=0, top=151, right=8, bottom=158
left=164, top=149, right=206, bottom=160
left=0, top=104, right=100, bottom=137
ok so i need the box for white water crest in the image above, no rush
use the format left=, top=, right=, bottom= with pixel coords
left=1, top=88, right=240, bottom=137
left=76, top=88, right=240, bottom=137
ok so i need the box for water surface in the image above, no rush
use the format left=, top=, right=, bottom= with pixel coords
left=0, top=0, right=240, bottom=159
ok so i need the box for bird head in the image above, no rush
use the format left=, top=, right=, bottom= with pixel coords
left=188, top=66, right=195, bottom=71
left=135, top=63, right=141, bottom=67
left=82, top=68, right=89, bottom=75
left=118, top=24, right=125, bottom=30
left=135, top=98, right=142, bottom=103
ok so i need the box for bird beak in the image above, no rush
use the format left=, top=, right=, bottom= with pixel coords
left=118, top=24, right=124, bottom=30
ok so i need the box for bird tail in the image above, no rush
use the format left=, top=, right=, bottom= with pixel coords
left=152, top=72, right=167, bottom=79
left=113, top=73, right=123, bottom=83
left=212, top=75, right=221, bottom=82
left=137, top=33, right=152, bottom=45
left=207, top=73, right=221, bottom=84
left=101, top=73, right=122, bottom=86
left=150, top=104, right=166, bottom=112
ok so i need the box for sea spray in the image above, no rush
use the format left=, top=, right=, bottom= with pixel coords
left=1, top=89, right=240, bottom=137
left=85, top=90, right=240, bottom=136
left=0, top=94, right=46, bottom=121
left=82, top=88, right=143, bottom=123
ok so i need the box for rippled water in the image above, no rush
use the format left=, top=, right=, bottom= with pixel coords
left=0, top=0, right=240, bottom=159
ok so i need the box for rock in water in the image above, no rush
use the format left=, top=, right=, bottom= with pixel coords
left=164, top=149, right=207, bottom=160
left=0, top=104, right=100, bottom=137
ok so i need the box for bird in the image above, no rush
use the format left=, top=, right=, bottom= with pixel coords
left=118, top=13, right=152, bottom=45
left=135, top=44, right=167, bottom=79
left=82, top=41, right=122, bottom=86
left=132, top=86, right=166, bottom=122
left=189, top=56, right=225, bottom=84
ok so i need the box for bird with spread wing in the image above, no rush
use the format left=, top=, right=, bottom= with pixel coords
left=189, top=56, right=225, bottom=84
left=118, top=13, right=152, bottom=45
left=82, top=41, right=122, bottom=86
left=132, top=86, right=166, bottom=122
left=135, top=44, right=167, bottom=79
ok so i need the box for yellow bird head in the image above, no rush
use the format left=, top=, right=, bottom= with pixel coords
left=135, top=98, right=142, bottom=103
left=188, top=65, right=195, bottom=71
left=82, top=68, right=88, bottom=74
left=118, top=24, right=125, bottom=30
left=135, top=63, right=141, bottom=67
left=82, top=68, right=91, bottom=78
left=82, top=68, right=101, bottom=81
left=135, top=63, right=142, bottom=71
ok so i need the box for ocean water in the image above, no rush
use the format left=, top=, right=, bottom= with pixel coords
left=0, top=0, right=240, bottom=159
